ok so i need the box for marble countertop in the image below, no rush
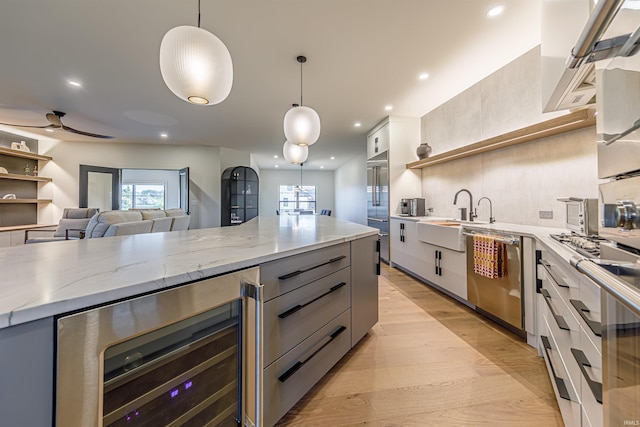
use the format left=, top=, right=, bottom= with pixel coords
left=0, top=216, right=378, bottom=330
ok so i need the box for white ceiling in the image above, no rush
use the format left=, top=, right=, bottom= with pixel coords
left=0, top=0, right=541, bottom=170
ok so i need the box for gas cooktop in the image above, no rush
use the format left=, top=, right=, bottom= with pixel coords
left=550, top=233, right=608, bottom=259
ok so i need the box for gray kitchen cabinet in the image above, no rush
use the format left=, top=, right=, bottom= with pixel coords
left=351, top=234, right=379, bottom=346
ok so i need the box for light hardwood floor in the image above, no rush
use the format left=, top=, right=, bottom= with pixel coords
left=276, top=264, right=564, bottom=426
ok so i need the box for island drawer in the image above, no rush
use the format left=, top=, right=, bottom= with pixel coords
left=263, top=309, right=351, bottom=427
left=263, top=267, right=351, bottom=367
left=261, top=242, right=351, bottom=301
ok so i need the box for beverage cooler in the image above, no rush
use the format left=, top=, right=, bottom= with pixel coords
left=55, top=268, right=262, bottom=427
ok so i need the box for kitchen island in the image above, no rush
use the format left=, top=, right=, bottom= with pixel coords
left=0, top=215, right=379, bottom=426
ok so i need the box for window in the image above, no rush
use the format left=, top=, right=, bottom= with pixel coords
left=121, top=183, right=166, bottom=210
left=279, top=185, right=316, bottom=214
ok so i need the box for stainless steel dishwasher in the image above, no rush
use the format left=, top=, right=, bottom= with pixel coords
left=464, top=230, right=524, bottom=334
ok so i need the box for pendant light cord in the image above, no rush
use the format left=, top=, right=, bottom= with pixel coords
left=197, top=0, right=201, bottom=28
left=300, top=60, right=303, bottom=106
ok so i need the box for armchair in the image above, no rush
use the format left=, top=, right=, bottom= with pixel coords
left=25, top=208, right=99, bottom=244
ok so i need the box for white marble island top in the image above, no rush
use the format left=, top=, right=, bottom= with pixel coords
left=0, top=216, right=377, bottom=329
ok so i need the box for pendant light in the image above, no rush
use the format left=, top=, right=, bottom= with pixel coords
left=283, top=56, right=321, bottom=146
left=282, top=140, right=308, bottom=165
left=159, top=0, right=233, bottom=105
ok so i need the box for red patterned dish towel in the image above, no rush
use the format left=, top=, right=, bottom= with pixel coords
left=473, top=234, right=506, bottom=279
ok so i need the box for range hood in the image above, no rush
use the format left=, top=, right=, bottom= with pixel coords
left=542, top=0, right=638, bottom=113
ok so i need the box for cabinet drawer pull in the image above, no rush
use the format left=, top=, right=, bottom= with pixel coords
left=571, top=348, right=603, bottom=404
left=277, top=282, right=347, bottom=319
left=278, top=325, right=347, bottom=382
left=541, top=261, right=569, bottom=288
left=569, top=299, right=602, bottom=337
left=541, top=335, right=571, bottom=401
left=278, top=255, right=347, bottom=280
left=541, top=288, right=570, bottom=331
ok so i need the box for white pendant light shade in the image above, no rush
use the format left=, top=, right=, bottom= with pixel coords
left=283, top=140, right=308, bottom=164
left=160, top=25, right=233, bottom=106
left=283, top=105, right=321, bottom=147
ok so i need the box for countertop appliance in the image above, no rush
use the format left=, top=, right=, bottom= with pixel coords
left=367, top=151, right=389, bottom=262
left=409, top=198, right=425, bottom=217
left=55, top=268, right=262, bottom=427
left=557, top=197, right=599, bottom=236
left=400, top=198, right=410, bottom=215
left=464, top=230, right=524, bottom=334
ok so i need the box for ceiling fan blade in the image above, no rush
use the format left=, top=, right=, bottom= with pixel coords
left=45, top=113, right=63, bottom=128
left=61, top=124, right=114, bottom=139
left=0, top=121, right=57, bottom=129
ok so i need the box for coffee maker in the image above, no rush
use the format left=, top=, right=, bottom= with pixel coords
left=400, top=199, right=410, bottom=215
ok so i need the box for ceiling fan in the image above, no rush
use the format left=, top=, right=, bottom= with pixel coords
left=0, top=110, right=114, bottom=139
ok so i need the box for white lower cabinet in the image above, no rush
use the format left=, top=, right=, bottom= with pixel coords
left=537, top=245, right=603, bottom=427
left=422, top=243, right=467, bottom=299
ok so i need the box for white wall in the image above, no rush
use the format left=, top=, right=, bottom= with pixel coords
left=38, top=140, right=223, bottom=228
left=259, top=169, right=335, bottom=216
left=334, top=151, right=367, bottom=225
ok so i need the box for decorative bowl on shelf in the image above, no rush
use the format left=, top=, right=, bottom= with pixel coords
left=416, top=142, right=432, bottom=159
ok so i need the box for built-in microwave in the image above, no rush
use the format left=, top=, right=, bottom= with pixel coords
left=558, top=197, right=599, bottom=236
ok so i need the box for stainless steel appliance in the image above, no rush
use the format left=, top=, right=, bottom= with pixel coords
left=557, top=197, right=599, bottom=236
left=409, top=198, right=425, bottom=216
left=464, top=230, right=524, bottom=334
left=55, top=268, right=262, bottom=427
left=557, top=2, right=640, bottom=425
left=367, top=151, right=390, bottom=262
left=400, top=199, right=410, bottom=215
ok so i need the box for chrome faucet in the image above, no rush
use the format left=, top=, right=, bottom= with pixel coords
left=478, top=197, right=495, bottom=223
left=453, top=189, right=476, bottom=221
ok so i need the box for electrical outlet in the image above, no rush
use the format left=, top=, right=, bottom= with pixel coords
left=539, top=210, right=553, bottom=219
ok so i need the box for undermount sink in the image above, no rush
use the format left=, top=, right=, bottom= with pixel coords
left=417, top=221, right=465, bottom=251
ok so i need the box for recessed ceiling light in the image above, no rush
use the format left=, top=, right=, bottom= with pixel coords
left=419, top=73, right=429, bottom=80
left=160, top=132, right=168, bottom=138
left=330, top=156, right=335, bottom=160
left=486, top=5, right=504, bottom=17
left=354, top=122, right=361, bottom=127
left=385, top=105, right=393, bottom=111
left=273, top=155, right=279, bottom=158
left=275, top=165, right=279, bottom=168
left=45, top=129, right=54, bottom=132
left=320, top=166, right=324, bottom=169
left=67, top=80, right=82, bottom=87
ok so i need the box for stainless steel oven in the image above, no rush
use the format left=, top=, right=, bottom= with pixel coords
left=55, top=267, right=262, bottom=427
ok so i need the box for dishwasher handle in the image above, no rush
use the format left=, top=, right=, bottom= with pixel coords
left=462, top=231, right=520, bottom=246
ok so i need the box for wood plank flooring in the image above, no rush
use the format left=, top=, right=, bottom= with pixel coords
left=276, top=264, right=563, bottom=426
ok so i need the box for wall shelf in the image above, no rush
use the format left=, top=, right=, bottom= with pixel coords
left=406, top=108, right=596, bottom=169
left=0, top=198, right=52, bottom=204
left=0, top=147, right=52, bottom=162
left=0, top=224, right=56, bottom=233
left=0, top=173, right=52, bottom=182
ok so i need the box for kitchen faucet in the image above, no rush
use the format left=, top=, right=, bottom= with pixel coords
left=453, top=189, right=476, bottom=221
left=478, top=197, right=495, bottom=223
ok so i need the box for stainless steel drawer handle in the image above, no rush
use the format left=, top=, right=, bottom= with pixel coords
left=278, top=255, right=347, bottom=280
left=541, top=336, right=571, bottom=401
left=571, top=348, right=603, bottom=404
left=278, top=325, right=347, bottom=383
left=569, top=299, right=602, bottom=337
left=541, top=261, right=570, bottom=288
left=541, top=288, right=571, bottom=331
left=277, top=282, right=347, bottom=319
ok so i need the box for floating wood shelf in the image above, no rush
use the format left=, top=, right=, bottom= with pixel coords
left=0, top=198, right=52, bottom=204
left=0, top=147, right=52, bottom=161
left=0, top=173, right=52, bottom=182
left=406, top=108, right=596, bottom=169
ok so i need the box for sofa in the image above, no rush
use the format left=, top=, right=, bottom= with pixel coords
left=84, top=208, right=190, bottom=238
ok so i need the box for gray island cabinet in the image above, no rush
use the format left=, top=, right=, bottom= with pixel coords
left=0, top=216, right=379, bottom=427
